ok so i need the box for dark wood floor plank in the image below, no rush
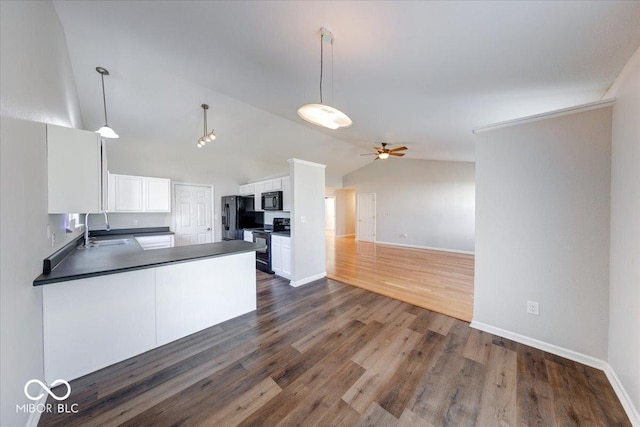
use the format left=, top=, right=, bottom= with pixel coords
left=39, top=271, right=631, bottom=427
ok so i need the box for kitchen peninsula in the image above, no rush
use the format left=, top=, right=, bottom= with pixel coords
left=33, top=233, right=264, bottom=384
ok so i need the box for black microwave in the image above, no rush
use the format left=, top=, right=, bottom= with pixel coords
left=261, top=191, right=283, bottom=211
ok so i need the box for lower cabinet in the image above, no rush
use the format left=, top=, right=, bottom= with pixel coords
left=271, top=235, right=291, bottom=279
left=135, top=234, right=174, bottom=250
left=42, top=252, right=256, bottom=383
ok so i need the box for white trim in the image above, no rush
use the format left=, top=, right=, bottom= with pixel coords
left=375, top=240, right=475, bottom=255
left=24, top=393, right=48, bottom=427
left=470, top=320, right=607, bottom=369
left=335, top=233, right=355, bottom=238
left=287, top=158, right=327, bottom=168
left=470, top=320, right=640, bottom=426
left=604, top=364, right=640, bottom=427
left=472, top=99, right=615, bottom=134
left=289, top=272, right=326, bottom=288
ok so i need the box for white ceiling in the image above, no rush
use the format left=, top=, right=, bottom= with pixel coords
left=53, top=1, right=640, bottom=175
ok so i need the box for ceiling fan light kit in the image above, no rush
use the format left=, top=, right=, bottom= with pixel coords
left=360, top=142, right=408, bottom=160
left=197, top=104, right=216, bottom=148
left=94, top=67, right=119, bottom=139
left=297, top=27, right=352, bottom=130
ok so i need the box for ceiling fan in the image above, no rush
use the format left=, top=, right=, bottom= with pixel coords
left=360, top=143, right=408, bottom=160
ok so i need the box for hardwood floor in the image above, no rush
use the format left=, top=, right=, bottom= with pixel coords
left=326, top=232, right=475, bottom=322
left=39, top=272, right=629, bottom=426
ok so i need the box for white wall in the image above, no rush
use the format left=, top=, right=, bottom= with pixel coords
left=0, top=2, right=84, bottom=425
left=607, top=48, right=640, bottom=417
left=474, top=107, right=612, bottom=360
left=343, top=159, right=475, bottom=252
left=290, top=159, right=326, bottom=286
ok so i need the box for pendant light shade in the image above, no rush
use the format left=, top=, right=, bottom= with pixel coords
left=297, top=28, right=352, bottom=130
left=197, top=104, right=216, bottom=148
left=94, top=67, right=119, bottom=139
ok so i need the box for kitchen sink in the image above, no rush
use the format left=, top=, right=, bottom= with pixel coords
left=88, top=238, right=132, bottom=247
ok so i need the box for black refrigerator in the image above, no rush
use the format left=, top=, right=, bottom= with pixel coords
left=221, top=196, right=264, bottom=240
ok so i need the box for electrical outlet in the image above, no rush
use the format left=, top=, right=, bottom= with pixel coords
left=527, top=301, right=539, bottom=316
left=400, top=233, right=408, bottom=238
left=133, top=219, right=139, bottom=225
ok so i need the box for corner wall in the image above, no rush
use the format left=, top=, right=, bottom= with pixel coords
left=0, top=1, right=84, bottom=425
left=608, top=47, right=640, bottom=419
left=474, top=107, right=612, bottom=360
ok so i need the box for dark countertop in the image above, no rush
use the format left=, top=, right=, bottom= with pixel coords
left=34, top=237, right=265, bottom=286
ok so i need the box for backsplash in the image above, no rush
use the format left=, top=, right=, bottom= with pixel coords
left=87, top=212, right=171, bottom=230
left=264, top=211, right=290, bottom=225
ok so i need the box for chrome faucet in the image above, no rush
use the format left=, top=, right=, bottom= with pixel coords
left=84, top=211, right=110, bottom=248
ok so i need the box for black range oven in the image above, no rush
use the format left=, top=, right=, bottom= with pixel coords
left=252, top=230, right=273, bottom=273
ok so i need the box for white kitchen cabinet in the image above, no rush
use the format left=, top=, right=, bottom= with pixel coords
left=108, top=173, right=171, bottom=212
left=239, top=183, right=255, bottom=196
left=271, top=234, right=291, bottom=279
left=282, top=176, right=291, bottom=211
left=135, top=234, right=174, bottom=250
left=254, top=181, right=266, bottom=211
left=109, top=173, right=143, bottom=211
left=47, top=124, right=102, bottom=214
left=271, top=178, right=282, bottom=190
left=144, top=177, right=171, bottom=211
left=243, top=230, right=254, bottom=242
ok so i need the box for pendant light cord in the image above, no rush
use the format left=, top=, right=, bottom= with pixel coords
left=101, top=74, right=109, bottom=125
left=203, top=107, right=207, bottom=137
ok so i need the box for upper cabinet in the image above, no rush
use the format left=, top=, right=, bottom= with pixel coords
left=108, top=173, right=171, bottom=212
left=239, top=176, right=290, bottom=211
left=47, top=124, right=103, bottom=214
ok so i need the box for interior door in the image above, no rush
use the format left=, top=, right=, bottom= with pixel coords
left=357, top=193, right=376, bottom=242
left=325, top=197, right=336, bottom=230
left=173, top=184, right=213, bottom=246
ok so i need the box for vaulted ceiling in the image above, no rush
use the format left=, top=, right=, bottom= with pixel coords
left=53, top=1, right=640, bottom=177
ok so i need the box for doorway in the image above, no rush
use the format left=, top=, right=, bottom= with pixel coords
left=325, top=197, right=336, bottom=231
left=173, top=183, right=214, bottom=246
left=356, top=193, right=376, bottom=242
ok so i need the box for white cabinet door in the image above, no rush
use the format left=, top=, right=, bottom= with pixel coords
left=144, top=177, right=171, bottom=212
left=271, top=235, right=282, bottom=276
left=262, top=180, right=273, bottom=192
left=47, top=124, right=102, bottom=214
left=109, top=173, right=143, bottom=211
left=282, top=176, right=291, bottom=211
left=239, top=184, right=255, bottom=196
left=280, top=236, right=291, bottom=279
left=271, top=178, right=282, bottom=190
left=135, top=235, right=174, bottom=250
left=254, top=182, right=265, bottom=211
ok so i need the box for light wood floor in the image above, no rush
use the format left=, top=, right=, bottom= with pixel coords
left=326, top=232, right=475, bottom=322
left=39, top=273, right=629, bottom=427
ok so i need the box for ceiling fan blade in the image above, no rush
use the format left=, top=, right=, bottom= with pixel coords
left=374, top=156, right=380, bottom=160
left=389, top=152, right=405, bottom=157
left=389, top=146, right=408, bottom=152
left=360, top=153, right=377, bottom=156
left=373, top=146, right=383, bottom=151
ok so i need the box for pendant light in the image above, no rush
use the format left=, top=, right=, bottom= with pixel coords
left=298, top=28, right=352, bottom=130
left=197, top=104, right=216, bottom=148
left=95, top=67, right=119, bottom=139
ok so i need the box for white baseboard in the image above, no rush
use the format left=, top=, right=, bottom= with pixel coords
left=471, top=320, right=640, bottom=426
left=375, top=240, right=475, bottom=255
left=24, top=393, right=48, bottom=427
left=289, top=272, right=326, bottom=288
left=604, top=364, right=640, bottom=427
left=335, top=233, right=355, bottom=238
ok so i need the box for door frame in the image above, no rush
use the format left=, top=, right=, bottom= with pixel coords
left=356, top=193, right=376, bottom=242
left=325, top=196, right=336, bottom=231
left=172, top=182, right=215, bottom=242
